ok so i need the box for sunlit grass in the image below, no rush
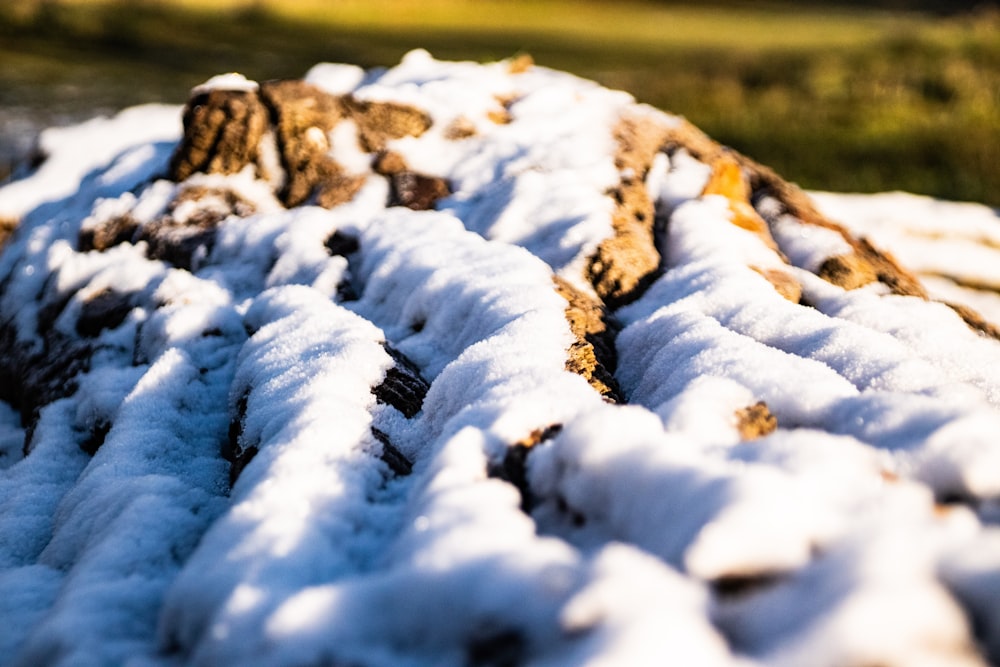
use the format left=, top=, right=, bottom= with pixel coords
left=2, top=0, right=998, bottom=205
left=35, top=0, right=920, bottom=50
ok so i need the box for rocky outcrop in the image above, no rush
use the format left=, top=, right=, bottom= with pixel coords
left=169, top=78, right=434, bottom=212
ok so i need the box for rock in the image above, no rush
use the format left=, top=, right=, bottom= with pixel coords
left=79, top=213, right=139, bottom=253
left=372, top=343, right=430, bottom=419
left=0, top=216, right=17, bottom=250
left=734, top=401, right=778, bottom=440
left=587, top=113, right=671, bottom=308
left=4, top=52, right=1000, bottom=667
left=702, top=153, right=779, bottom=251
left=374, top=151, right=452, bottom=211
left=76, top=288, right=135, bottom=338
left=170, top=88, right=270, bottom=182
left=554, top=276, right=621, bottom=401
left=370, top=426, right=413, bottom=477
left=258, top=79, right=358, bottom=207
left=343, top=96, right=433, bottom=153
left=489, top=424, right=563, bottom=512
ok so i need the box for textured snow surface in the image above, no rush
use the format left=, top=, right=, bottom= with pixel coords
left=2, top=51, right=1000, bottom=666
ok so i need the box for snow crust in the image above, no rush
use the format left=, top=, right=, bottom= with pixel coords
left=2, top=51, right=1000, bottom=667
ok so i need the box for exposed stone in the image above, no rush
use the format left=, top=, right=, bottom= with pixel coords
left=941, top=301, right=1000, bottom=341
left=507, top=53, right=534, bottom=74
left=711, top=571, right=785, bottom=599
left=343, top=96, right=433, bottom=153
left=0, top=328, right=89, bottom=455
left=735, top=401, right=778, bottom=440
left=324, top=230, right=360, bottom=257
left=489, top=424, right=563, bottom=513
left=80, top=419, right=111, bottom=456
left=374, top=150, right=451, bottom=211
left=554, top=276, right=621, bottom=401
left=444, top=116, right=478, bottom=140
left=817, top=253, right=880, bottom=291
left=370, top=426, right=413, bottom=477
left=587, top=112, right=672, bottom=309
left=487, top=108, right=513, bottom=125
left=659, top=117, right=727, bottom=165
left=258, top=79, right=352, bottom=207
left=171, top=184, right=258, bottom=224
left=136, top=185, right=258, bottom=270
left=82, top=186, right=247, bottom=266
left=170, top=88, right=270, bottom=182
left=79, top=214, right=139, bottom=253
left=389, top=172, right=451, bottom=211
left=137, top=220, right=216, bottom=271
left=76, top=288, right=135, bottom=338
left=702, top=153, right=780, bottom=252
left=488, top=94, right=520, bottom=125
left=466, top=629, right=526, bottom=667
left=223, top=390, right=258, bottom=486
left=372, top=343, right=430, bottom=419
left=313, top=173, right=368, bottom=209
left=372, top=150, right=408, bottom=176
left=656, top=117, right=930, bottom=302
left=0, top=217, right=17, bottom=251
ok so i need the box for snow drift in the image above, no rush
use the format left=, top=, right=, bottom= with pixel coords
left=2, top=50, right=1000, bottom=666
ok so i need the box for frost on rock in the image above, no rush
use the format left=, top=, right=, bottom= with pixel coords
left=1, top=50, right=1000, bottom=667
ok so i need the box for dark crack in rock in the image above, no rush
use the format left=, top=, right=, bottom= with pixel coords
left=370, top=426, right=413, bottom=477
left=466, top=629, right=526, bottom=667
left=76, top=288, right=135, bottom=338
left=324, top=230, right=360, bottom=257
left=489, top=424, right=563, bottom=513
left=223, top=390, right=258, bottom=487
left=372, top=342, right=430, bottom=419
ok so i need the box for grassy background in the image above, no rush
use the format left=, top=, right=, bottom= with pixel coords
left=1, top=0, right=998, bottom=205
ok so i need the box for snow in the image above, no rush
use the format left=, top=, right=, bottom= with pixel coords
left=191, top=73, right=260, bottom=96
left=2, top=50, right=1000, bottom=666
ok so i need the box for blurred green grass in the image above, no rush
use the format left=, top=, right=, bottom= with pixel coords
left=1, top=0, right=998, bottom=206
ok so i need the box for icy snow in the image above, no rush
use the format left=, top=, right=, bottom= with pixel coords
left=2, top=51, right=1000, bottom=667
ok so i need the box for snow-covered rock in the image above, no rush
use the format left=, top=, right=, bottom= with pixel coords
left=1, top=50, right=1000, bottom=667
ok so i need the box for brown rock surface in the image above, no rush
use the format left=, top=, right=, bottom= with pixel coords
left=343, top=96, right=433, bottom=153
left=656, top=117, right=928, bottom=300
left=702, top=153, right=779, bottom=251
left=555, top=276, right=622, bottom=402
left=587, top=112, right=672, bottom=308
left=170, top=88, right=270, bottom=182
left=0, top=217, right=17, bottom=251
left=373, top=151, right=451, bottom=211
left=735, top=401, right=778, bottom=440
left=79, top=214, right=139, bottom=253
left=258, top=80, right=354, bottom=207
